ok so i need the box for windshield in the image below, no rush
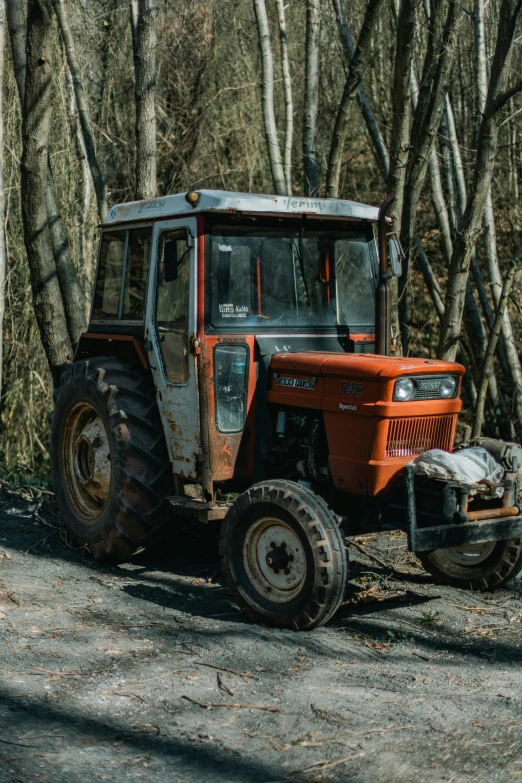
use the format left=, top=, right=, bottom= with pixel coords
left=209, top=222, right=377, bottom=329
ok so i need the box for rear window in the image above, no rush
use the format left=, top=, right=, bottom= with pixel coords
left=92, top=227, right=152, bottom=321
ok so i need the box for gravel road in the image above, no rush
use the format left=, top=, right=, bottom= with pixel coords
left=0, top=484, right=521, bottom=783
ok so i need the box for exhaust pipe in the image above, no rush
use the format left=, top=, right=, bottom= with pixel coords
left=375, top=193, right=395, bottom=356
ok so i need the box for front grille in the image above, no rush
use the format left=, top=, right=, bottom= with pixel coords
left=410, top=375, right=459, bottom=400
left=414, top=388, right=444, bottom=400
left=385, top=415, right=455, bottom=458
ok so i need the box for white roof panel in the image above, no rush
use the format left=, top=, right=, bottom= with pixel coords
left=103, top=189, right=380, bottom=225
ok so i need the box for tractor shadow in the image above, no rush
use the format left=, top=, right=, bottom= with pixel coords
left=3, top=490, right=522, bottom=666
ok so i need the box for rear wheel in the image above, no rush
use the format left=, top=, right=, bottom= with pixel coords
left=49, top=357, right=174, bottom=561
left=417, top=538, right=522, bottom=591
left=220, top=480, right=348, bottom=630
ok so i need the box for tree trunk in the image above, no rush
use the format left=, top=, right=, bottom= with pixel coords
left=130, top=0, right=138, bottom=59
left=253, top=0, right=286, bottom=195
left=386, top=0, right=416, bottom=234
left=22, top=0, right=72, bottom=383
left=0, top=0, right=5, bottom=402
left=399, top=0, right=464, bottom=353
left=5, top=0, right=24, bottom=97
left=68, top=68, right=92, bottom=284
left=438, top=0, right=522, bottom=362
left=303, top=1, right=320, bottom=196
left=474, top=0, right=522, bottom=425
left=472, top=258, right=518, bottom=439
left=52, top=0, right=108, bottom=222
left=133, top=0, right=158, bottom=201
left=325, top=0, right=384, bottom=199
left=331, top=0, right=389, bottom=177
left=7, top=0, right=85, bottom=345
left=276, top=0, right=293, bottom=196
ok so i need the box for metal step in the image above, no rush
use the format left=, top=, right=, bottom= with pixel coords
left=167, top=495, right=229, bottom=522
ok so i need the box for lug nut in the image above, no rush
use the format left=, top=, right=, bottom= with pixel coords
left=284, top=568, right=290, bottom=575
left=270, top=542, right=276, bottom=548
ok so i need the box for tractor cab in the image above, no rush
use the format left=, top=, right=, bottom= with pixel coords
left=78, top=190, right=402, bottom=490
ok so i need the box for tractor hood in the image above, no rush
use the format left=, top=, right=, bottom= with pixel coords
left=267, top=351, right=464, bottom=497
left=269, top=351, right=464, bottom=382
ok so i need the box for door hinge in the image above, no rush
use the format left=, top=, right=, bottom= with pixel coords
left=189, top=336, right=202, bottom=356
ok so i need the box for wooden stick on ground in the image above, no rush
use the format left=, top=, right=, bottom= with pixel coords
left=192, top=661, right=260, bottom=680
left=181, top=694, right=279, bottom=712
left=346, top=537, right=405, bottom=576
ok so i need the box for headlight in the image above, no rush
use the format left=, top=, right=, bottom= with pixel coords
left=214, top=344, right=248, bottom=432
left=440, top=376, right=457, bottom=398
left=394, top=377, right=415, bottom=401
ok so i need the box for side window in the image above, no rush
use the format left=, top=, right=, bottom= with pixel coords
left=156, top=230, right=191, bottom=384
left=122, top=227, right=152, bottom=320
left=92, top=231, right=126, bottom=319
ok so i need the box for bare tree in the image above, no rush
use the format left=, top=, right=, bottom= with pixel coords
left=386, top=0, right=416, bottom=234
left=253, top=0, right=286, bottom=195
left=473, top=0, right=522, bottom=424
left=331, top=0, right=389, bottom=176
left=276, top=0, right=293, bottom=195
left=21, top=0, right=72, bottom=382
left=303, top=1, right=320, bottom=196
left=133, top=0, right=158, bottom=200
left=326, top=0, right=384, bottom=198
left=0, top=0, right=5, bottom=402
left=52, top=0, right=108, bottom=222
left=399, top=0, right=465, bottom=351
left=439, top=0, right=522, bottom=362
left=472, top=258, right=519, bottom=439
left=7, top=0, right=85, bottom=345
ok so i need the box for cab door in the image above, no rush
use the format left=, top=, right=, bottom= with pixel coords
left=145, top=217, right=200, bottom=479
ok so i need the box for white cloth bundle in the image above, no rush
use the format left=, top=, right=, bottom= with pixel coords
left=410, top=447, right=504, bottom=492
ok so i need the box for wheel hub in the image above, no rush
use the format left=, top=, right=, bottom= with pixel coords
left=74, top=417, right=111, bottom=501
left=243, top=519, right=307, bottom=602
left=266, top=542, right=291, bottom=572
left=63, top=402, right=111, bottom=519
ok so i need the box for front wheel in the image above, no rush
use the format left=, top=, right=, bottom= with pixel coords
left=417, top=538, right=522, bottom=591
left=220, top=480, right=348, bottom=630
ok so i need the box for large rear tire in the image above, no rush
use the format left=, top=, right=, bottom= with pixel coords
left=417, top=538, right=522, bottom=591
left=220, top=480, right=348, bottom=630
left=49, top=357, right=173, bottom=561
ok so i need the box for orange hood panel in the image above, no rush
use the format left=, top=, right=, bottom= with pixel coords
left=270, top=351, right=464, bottom=381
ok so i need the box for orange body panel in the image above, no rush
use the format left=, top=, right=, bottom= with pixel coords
left=269, top=352, right=464, bottom=496
left=202, top=335, right=257, bottom=482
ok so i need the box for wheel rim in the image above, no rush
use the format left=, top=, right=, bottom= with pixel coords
left=443, top=541, right=496, bottom=566
left=62, top=402, right=111, bottom=519
left=243, top=517, right=307, bottom=603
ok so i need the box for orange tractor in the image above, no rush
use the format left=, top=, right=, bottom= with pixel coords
left=49, top=190, right=522, bottom=629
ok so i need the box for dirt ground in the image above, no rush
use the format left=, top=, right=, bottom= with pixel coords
left=0, top=484, right=521, bottom=783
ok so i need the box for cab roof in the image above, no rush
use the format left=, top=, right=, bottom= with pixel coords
left=103, top=189, right=380, bottom=226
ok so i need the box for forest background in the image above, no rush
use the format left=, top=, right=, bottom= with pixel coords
left=0, top=0, right=521, bottom=479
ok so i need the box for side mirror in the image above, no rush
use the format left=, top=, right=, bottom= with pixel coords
left=388, top=234, right=404, bottom=277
